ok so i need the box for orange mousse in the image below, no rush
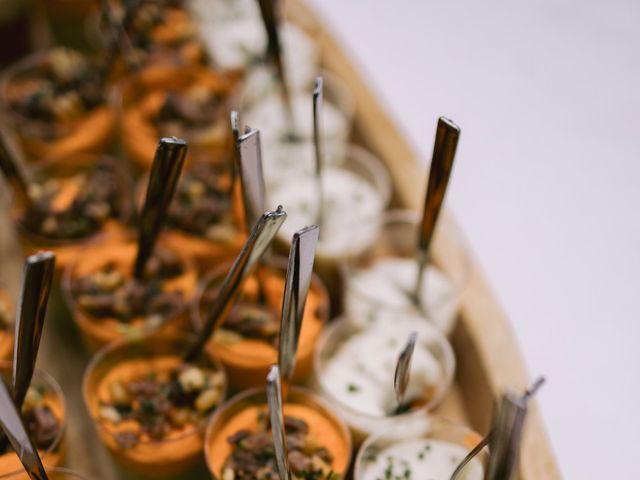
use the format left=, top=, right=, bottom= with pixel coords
left=0, top=290, right=13, bottom=361
left=63, top=239, right=197, bottom=351
left=11, top=156, right=131, bottom=274
left=0, top=48, right=116, bottom=162
left=120, top=65, right=232, bottom=171
left=193, top=261, right=329, bottom=391
left=205, top=387, right=351, bottom=480
left=83, top=335, right=226, bottom=477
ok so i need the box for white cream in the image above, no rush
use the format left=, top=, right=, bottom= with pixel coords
left=319, top=320, right=444, bottom=418
left=268, top=168, right=384, bottom=259
left=358, top=438, right=484, bottom=480
left=347, top=258, right=458, bottom=334
left=244, top=90, right=349, bottom=145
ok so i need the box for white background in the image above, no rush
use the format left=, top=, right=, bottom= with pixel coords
left=308, top=0, right=640, bottom=477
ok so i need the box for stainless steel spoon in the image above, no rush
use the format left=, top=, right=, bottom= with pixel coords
left=133, top=137, right=187, bottom=279
left=13, top=252, right=55, bottom=409
left=0, top=379, right=48, bottom=480
left=237, top=126, right=267, bottom=232
left=449, top=377, right=546, bottom=480
left=393, top=331, right=418, bottom=411
left=312, top=77, right=325, bottom=230
left=183, top=207, right=287, bottom=362
left=256, top=0, right=295, bottom=134
left=278, top=225, right=319, bottom=381
left=266, top=365, right=291, bottom=480
left=413, top=117, right=460, bottom=307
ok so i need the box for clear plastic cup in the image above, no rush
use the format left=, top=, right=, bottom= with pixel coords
left=0, top=50, right=117, bottom=163
left=9, top=155, right=132, bottom=275
left=62, top=235, right=198, bottom=351
left=191, top=257, right=330, bottom=391
left=342, top=210, right=471, bottom=335
left=83, top=333, right=227, bottom=478
left=204, top=386, right=352, bottom=479
left=118, top=64, right=234, bottom=171
left=3, top=468, right=88, bottom=480
left=0, top=364, right=67, bottom=478
left=355, top=414, right=487, bottom=480
left=313, top=316, right=455, bottom=445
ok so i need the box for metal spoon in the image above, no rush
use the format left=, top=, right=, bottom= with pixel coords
left=0, top=132, right=33, bottom=211
left=13, top=252, right=55, bottom=409
left=450, top=377, right=545, bottom=480
left=0, top=379, right=48, bottom=480
left=256, top=0, right=295, bottom=134
left=229, top=111, right=241, bottom=200
left=413, top=117, right=460, bottom=307
left=266, top=365, right=291, bottom=480
left=183, top=207, right=287, bottom=362
left=133, top=137, right=187, bottom=279
left=278, top=225, right=319, bottom=381
left=312, top=77, right=325, bottom=230
left=237, top=126, right=267, bottom=232
left=393, top=331, right=418, bottom=412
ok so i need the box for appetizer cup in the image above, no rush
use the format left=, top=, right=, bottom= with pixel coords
left=0, top=364, right=67, bottom=478
left=136, top=163, right=245, bottom=273
left=0, top=289, right=14, bottom=361
left=119, top=65, right=233, bottom=171
left=355, top=415, right=487, bottom=480
left=205, top=386, right=352, bottom=479
left=313, top=317, right=455, bottom=445
left=4, top=468, right=88, bottom=480
left=9, top=155, right=132, bottom=275
left=343, top=210, right=471, bottom=335
left=268, top=144, right=391, bottom=309
left=191, top=258, right=330, bottom=391
left=83, top=334, right=227, bottom=478
left=0, top=49, right=117, bottom=162
left=63, top=236, right=198, bottom=351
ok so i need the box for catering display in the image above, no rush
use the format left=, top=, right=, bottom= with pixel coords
left=0, top=0, right=557, bottom=478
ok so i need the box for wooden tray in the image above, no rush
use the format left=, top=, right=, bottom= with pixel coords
left=0, top=0, right=559, bottom=478
left=286, top=0, right=560, bottom=478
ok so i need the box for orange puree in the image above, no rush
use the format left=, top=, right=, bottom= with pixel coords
left=205, top=388, right=352, bottom=479
left=0, top=392, right=66, bottom=477
left=197, top=264, right=328, bottom=391
left=120, top=66, right=232, bottom=171
left=64, top=240, right=197, bottom=351
left=87, top=357, right=205, bottom=476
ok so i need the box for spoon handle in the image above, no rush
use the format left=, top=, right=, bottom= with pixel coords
left=267, top=365, right=291, bottom=480
left=414, top=117, right=460, bottom=299
left=312, top=77, right=325, bottom=229
left=278, top=225, right=319, bottom=381
left=183, top=207, right=287, bottom=362
left=133, top=137, right=187, bottom=279
left=0, top=379, right=48, bottom=480
left=0, top=132, right=32, bottom=209
left=256, top=0, right=294, bottom=128
left=13, top=252, right=55, bottom=409
left=393, top=331, right=417, bottom=407
left=237, top=126, right=267, bottom=232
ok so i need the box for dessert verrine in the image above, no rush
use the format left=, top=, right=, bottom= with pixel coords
left=192, top=259, right=329, bottom=391
left=83, top=334, right=227, bottom=476
left=120, top=65, right=232, bottom=170
left=313, top=316, right=455, bottom=443
left=344, top=210, right=470, bottom=335
left=0, top=48, right=116, bottom=162
left=138, top=161, right=244, bottom=272
left=0, top=365, right=66, bottom=477
left=64, top=238, right=197, bottom=350
left=10, top=155, right=131, bottom=273
left=0, top=290, right=13, bottom=361
left=244, top=73, right=355, bottom=188
left=3, top=468, right=88, bottom=480
left=268, top=145, right=391, bottom=303
left=205, top=387, right=351, bottom=479
left=355, top=415, right=486, bottom=480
